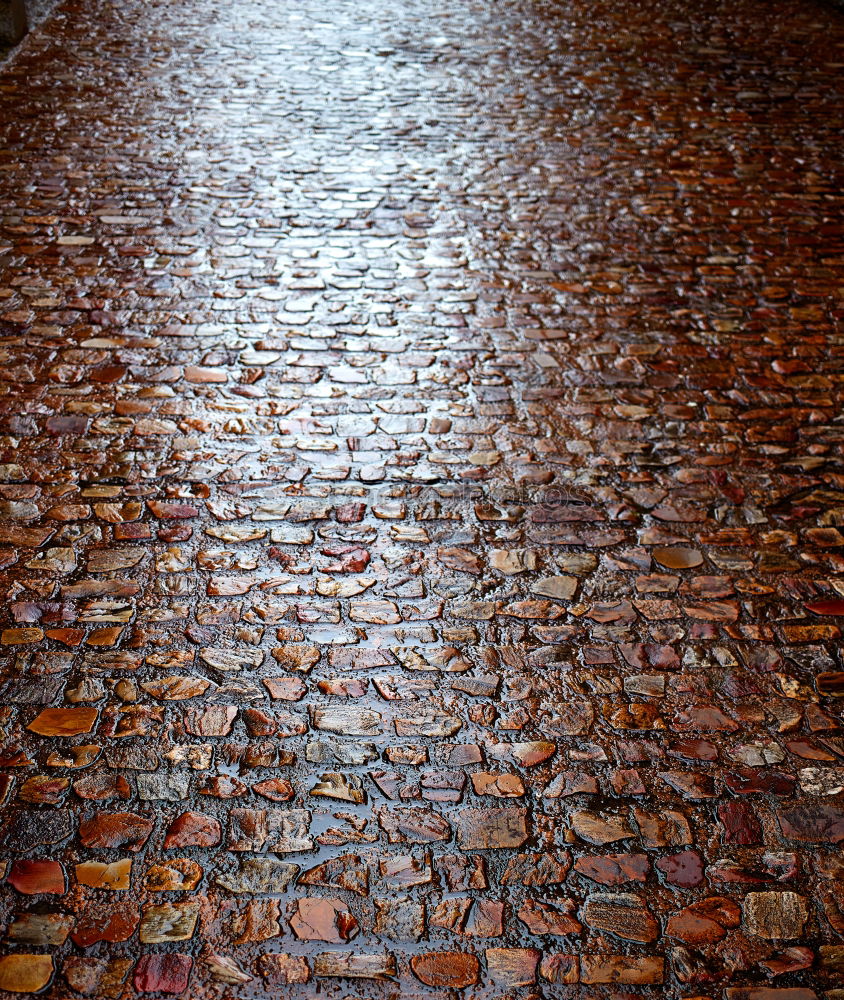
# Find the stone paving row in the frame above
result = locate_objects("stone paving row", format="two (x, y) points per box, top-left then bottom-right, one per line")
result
(0, 0), (843, 996)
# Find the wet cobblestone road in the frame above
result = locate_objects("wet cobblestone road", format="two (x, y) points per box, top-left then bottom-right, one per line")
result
(0, 0), (843, 996)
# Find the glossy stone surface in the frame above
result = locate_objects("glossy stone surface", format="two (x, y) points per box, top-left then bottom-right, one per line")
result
(0, 0), (842, 995)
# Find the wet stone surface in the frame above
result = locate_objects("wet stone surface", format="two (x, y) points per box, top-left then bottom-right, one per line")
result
(0, 0), (842, 996)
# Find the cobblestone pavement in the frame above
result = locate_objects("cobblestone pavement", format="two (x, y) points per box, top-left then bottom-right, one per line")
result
(0, 0), (842, 996)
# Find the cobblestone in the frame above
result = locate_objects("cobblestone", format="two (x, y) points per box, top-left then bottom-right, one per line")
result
(0, 0), (842, 996)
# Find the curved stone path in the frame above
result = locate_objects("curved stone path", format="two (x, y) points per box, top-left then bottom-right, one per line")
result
(0, 0), (842, 996)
